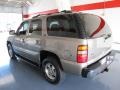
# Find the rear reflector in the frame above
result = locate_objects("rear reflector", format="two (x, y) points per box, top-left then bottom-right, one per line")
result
(77, 45), (88, 63)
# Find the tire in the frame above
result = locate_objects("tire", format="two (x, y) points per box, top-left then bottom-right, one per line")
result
(42, 57), (65, 84)
(7, 43), (16, 59)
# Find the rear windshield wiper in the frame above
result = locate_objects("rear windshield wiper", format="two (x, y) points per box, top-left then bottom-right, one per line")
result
(105, 34), (111, 40)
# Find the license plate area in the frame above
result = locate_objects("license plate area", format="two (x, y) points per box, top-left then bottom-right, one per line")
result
(100, 58), (106, 65)
(100, 55), (113, 65)
(87, 54), (114, 70)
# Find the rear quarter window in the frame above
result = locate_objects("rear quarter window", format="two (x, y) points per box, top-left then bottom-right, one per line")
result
(47, 14), (80, 38)
(80, 14), (111, 38)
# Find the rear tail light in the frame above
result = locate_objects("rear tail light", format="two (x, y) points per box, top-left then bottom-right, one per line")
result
(77, 45), (88, 63)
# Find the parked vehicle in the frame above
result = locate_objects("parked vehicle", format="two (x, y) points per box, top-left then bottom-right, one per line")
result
(7, 11), (114, 84)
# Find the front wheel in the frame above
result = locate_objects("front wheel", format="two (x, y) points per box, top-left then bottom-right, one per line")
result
(7, 43), (16, 59)
(42, 57), (65, 84)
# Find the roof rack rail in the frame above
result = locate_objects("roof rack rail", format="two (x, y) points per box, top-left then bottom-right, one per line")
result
(32, 10), (72, 18)
(61, 10), (72, 13)
(32, 14), (41, 18)
(32, 12), (58, 17)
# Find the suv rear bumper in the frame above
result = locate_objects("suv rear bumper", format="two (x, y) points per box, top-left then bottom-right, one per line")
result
(61, 52), (114, 77)
(81, 52), (114, 78)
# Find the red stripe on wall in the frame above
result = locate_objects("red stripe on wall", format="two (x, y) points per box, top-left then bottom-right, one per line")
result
(23, 0), (120, 18)
(71, 0), (120, 12)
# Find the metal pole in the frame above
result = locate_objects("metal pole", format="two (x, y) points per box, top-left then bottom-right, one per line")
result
(21, 5), (24, 21)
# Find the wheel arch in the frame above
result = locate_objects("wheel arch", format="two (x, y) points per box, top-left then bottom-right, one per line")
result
(40, 50), (63, 70)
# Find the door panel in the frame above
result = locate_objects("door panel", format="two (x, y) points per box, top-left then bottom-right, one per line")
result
(24, 35), (42, 63)
(13, 35), (26, 56)
(23, 19), (42, 63)
(12, 21), (29, 58)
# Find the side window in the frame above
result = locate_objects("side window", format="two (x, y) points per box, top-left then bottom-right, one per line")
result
(29, 19), (42, 35)
(47, 15), (78, 38)
(17, 21), (29, 35)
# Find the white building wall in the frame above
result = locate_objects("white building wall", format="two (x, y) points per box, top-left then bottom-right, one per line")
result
(0, 13), (22, 32)
(0, 6), (24, 32)
(0, 6), (22, 13)
(104, 7), (120, 43)
(55, 0), (71, 11)
(28, 0), (57, 14)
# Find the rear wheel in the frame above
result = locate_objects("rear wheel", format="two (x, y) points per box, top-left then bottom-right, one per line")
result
(42, 57), (64, 84)
(7, 43), (16, 59)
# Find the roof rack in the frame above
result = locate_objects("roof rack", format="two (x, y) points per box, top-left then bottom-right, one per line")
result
(32, 14), (41, 18)
(32, 12), (58, 18)
(32, 10), (72, 18)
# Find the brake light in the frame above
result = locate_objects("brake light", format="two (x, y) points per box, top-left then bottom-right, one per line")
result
(77, 45), (88, 63)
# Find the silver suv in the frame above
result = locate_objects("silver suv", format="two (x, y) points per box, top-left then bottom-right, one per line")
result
(7, 11), (114, 84)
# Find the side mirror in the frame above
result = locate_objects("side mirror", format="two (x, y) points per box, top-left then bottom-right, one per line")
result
(9, 30), (15, 35)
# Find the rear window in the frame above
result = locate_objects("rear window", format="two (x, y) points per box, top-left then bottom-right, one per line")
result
(77, 13), (111, 38)
(47, 14), (86, 38)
